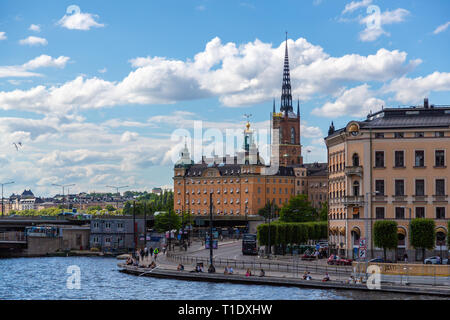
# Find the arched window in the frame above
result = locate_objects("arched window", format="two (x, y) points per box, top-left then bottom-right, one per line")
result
(353, 181), (360, 196)
(290, 127), (296, 144)
(352, 153), (360, 167)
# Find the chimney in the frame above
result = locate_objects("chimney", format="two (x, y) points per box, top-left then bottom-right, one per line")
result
(424, 98), (429, 109)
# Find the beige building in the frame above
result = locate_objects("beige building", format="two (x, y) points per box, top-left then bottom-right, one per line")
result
(325, 99), (449, 260)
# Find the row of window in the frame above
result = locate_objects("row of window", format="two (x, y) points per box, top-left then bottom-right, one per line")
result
(374, 131), (445, 139)
(179, 198), (247, 205)
(375, 150), (446, 168)
(374, 206), (446, 219)
(92, 222), (124, 230)
(374, 178), (447, 197)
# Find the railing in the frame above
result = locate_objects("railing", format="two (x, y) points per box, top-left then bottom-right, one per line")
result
(343, 196), (364, 206)
(345, 166), (363, 176)
(0, 231), (26, 242)
(166, 253), (353, 280)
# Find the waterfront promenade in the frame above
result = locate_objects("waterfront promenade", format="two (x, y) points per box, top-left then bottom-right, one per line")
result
(118, 240), (450, 297)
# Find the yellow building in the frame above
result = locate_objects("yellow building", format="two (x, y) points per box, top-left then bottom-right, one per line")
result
(325, 99), (449, 260)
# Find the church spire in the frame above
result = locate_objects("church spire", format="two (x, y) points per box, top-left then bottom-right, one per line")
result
(273, 98), (276, 113)
(297, 99), (300, 117)
(280, 32), (293, 113)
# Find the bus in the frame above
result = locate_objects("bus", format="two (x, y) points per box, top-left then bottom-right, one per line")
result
(242, 233), (257, 255)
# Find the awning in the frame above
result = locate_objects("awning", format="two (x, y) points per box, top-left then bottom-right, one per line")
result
(397, 228), (406, 236)
(436, 227), (447, 234)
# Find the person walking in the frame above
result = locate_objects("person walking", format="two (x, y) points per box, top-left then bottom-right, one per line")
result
(153, 247), (159, 261)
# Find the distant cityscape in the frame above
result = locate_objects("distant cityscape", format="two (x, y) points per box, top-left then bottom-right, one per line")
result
(0, 187), (172, 214)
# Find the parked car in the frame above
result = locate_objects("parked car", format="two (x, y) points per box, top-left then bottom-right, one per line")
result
(327, 255), (353, 266)
(369, 258), (393, 263)
(424, 256), (449, 264)
(301, 253), (316, 261)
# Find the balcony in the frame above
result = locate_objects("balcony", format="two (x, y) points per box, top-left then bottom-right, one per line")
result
(345, 166), (363, 177)
(433, 195), (448, 203)
(343, 195), (364, 206)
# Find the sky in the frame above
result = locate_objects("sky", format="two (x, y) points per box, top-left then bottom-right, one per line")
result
(0, 0), (449, 197)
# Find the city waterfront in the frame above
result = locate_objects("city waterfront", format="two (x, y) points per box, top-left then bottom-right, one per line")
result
(0, 256), (446, 300)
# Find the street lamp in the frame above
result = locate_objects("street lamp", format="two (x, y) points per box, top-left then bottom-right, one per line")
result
(1, 181), (14, 217)
(52, 183), (75, 211)
(106, 185), (129, 210)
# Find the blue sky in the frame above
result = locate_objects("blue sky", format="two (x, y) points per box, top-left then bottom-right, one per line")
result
(0, 0), (449, 197)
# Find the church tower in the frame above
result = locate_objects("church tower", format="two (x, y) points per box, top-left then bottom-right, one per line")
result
(272, 34), (303, 166)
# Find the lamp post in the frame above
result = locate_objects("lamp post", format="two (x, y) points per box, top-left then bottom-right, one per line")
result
(52, 183), (75, 211)
(209, 192), (215, 272)
(132, 201), (137, 251)
(106, 185), (129, 210)
(1, 181), (14, 217)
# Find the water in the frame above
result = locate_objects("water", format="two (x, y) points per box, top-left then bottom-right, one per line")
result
(0, 257), (444, 300)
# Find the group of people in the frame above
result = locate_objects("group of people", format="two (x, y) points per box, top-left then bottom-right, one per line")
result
(136, 247), (160, 260)
(302, 271), (330, 282)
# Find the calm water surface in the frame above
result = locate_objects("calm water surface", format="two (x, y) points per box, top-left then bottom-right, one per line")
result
(0, 257), (444, 300)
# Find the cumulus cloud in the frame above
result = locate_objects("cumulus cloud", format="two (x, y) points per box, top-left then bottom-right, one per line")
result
(58, 9), (104, 30)
(342, 0), (372, 14)
(0, 32), (6, 40)
(433, 21), (450, 35)
(29, 24), (41, 32)
(0, 37), (420, 114)
(358, 8), (410, 42)
(383, 72), (450, 104)
(312, 84), (385, 118)
(120, 131), (139, 143)
(0, 55), (70, 78)
(19, 36), (48, 46)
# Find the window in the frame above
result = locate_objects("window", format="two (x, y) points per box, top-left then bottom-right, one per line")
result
(353, 181), (360, 196)
(375, 151), (384, 167)
(436, 179), (445, 196)
(352, 153), (360, 166)
(416, 207), (425, 218)
(436, 207), (446, 219)
(376, 207), (385, 219)
(415, 132), (424, 138)
(395, 180), (405, 196)
(415, 179), (425, 196)
(395, 207), (405, 219)
(435, 150), (445, 167)
(394, 151), (404, 167)
(415, 150), (425, 167)
(435, 131), (444, 137)
(290, 127), (296, 144)
(394, 132), (404, 138)
(375, 180), (385, 195)
(375, 133), (384, 138)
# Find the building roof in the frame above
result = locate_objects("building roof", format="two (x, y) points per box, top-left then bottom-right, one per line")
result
(326, 100), (450, 139)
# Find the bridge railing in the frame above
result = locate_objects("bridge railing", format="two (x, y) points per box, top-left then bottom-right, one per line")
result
(0, 231), (26, 242)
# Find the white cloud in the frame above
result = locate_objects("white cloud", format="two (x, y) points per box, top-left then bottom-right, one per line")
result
(19, 36), (48, 46)
(0, 37), (421, 114)
(58, 10), (104, 30)
(433, 21), (450, 35)
(383, 72), (450, 104)
(0, 32), (6, 40)
(0, 55), (70, 78)
(312, 84), (385, 118)
(359, 8), (410, 42)
(120, 131), (139, 143)
(342, 0), (372, 14)
(29, 24), (41, 32)
(98, 67), (107, 74)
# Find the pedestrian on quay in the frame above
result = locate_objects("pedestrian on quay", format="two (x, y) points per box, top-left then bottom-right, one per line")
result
(228, 266), (234, 274)
(259, 269), (265, 277)
(224, 266), (229, 275)
(144, 247), (148, 257)
(153, 247), (159, 261)
(403, 253), (408, 263)
(245, 269), (252, 277)
(322, 273), (330, 282)
(149, 247), (153, 257)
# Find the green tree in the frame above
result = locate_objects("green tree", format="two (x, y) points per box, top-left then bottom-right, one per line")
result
(257, 202), (279, 220)
(410, 218), (436, 260)
(279, 194), (317, 223)
(448, 221), (450, 248)
(373, 221), (398, 261)
(154, 210), (181, 233)
(318, 201), (328, 221)
(105, 205), (116, 212)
